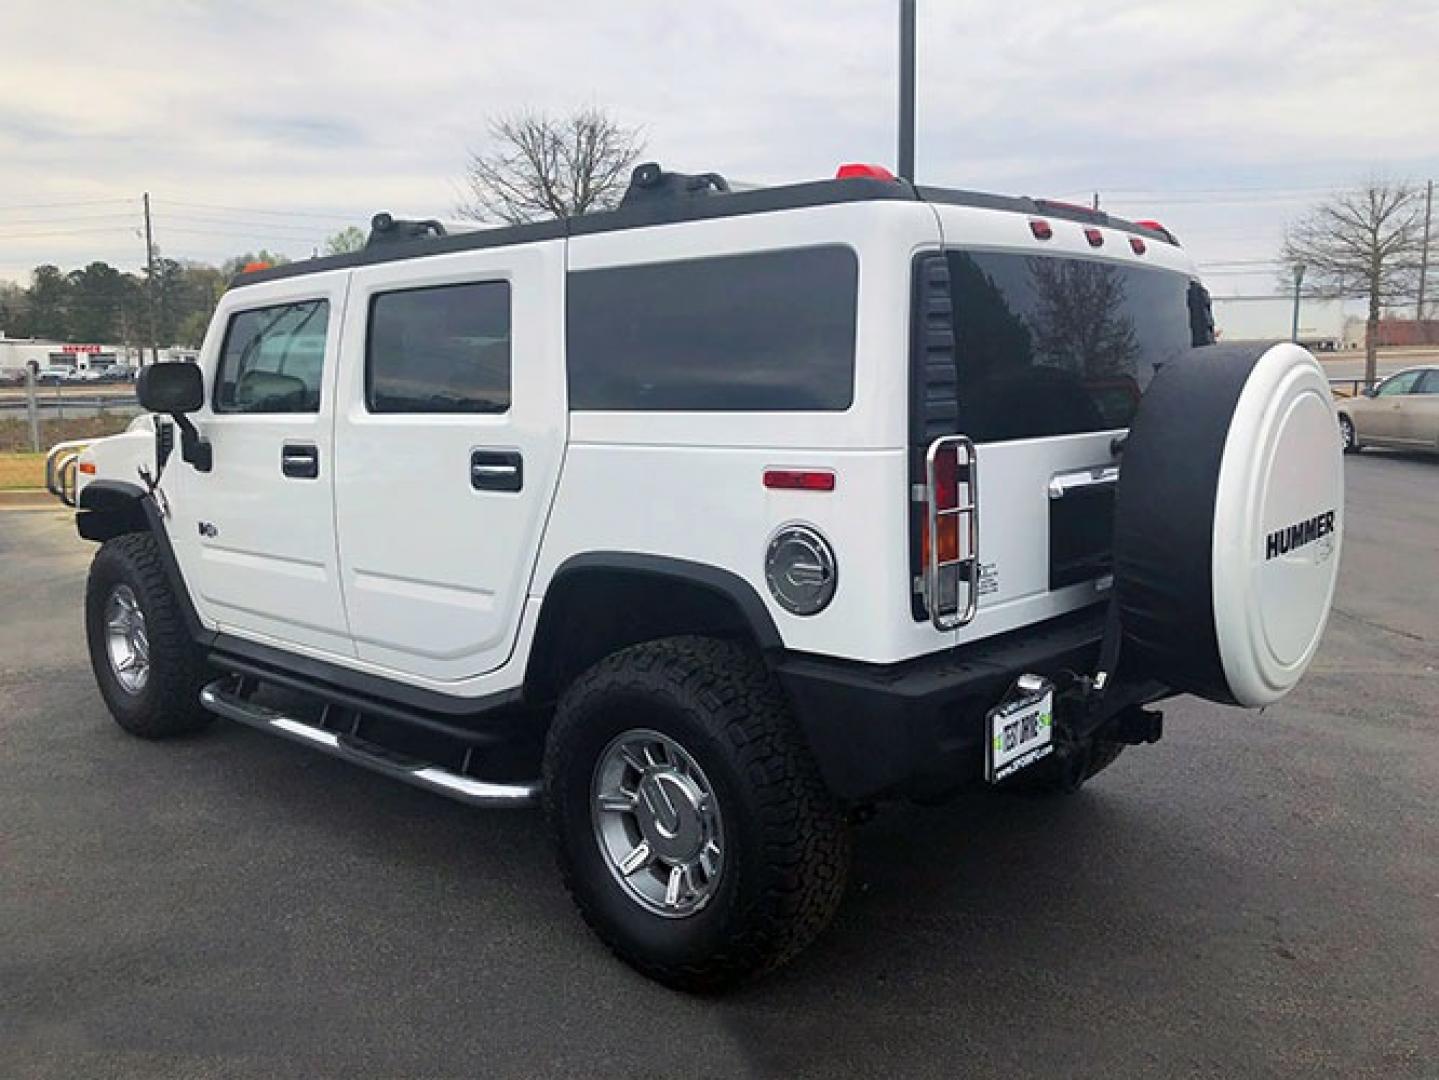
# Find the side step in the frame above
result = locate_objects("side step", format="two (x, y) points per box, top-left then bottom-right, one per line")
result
(199, 679), (540, 809)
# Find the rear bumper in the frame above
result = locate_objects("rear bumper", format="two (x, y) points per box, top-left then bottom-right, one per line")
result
(774, 606), (1114, 800)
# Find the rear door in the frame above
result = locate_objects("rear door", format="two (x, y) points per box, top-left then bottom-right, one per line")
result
(332, 241), (566, 682)
(1401, 369), (1439, 446)
(928, 205), (1207, 642)
(171, 272), (353, 656)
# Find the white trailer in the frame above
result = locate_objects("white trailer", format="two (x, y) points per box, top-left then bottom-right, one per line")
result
(1212, 296), (1351, 352)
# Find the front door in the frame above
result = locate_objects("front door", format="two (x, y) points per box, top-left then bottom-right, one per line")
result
(1362, 368), (1424, 442)
(332, 241), (567, 683)
(167, 271), (353, 657)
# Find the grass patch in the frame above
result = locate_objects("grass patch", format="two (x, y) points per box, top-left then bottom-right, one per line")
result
(0, 453), (44, 491)
(0, 414), (135, 454)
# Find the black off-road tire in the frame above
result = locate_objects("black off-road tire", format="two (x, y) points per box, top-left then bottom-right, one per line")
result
(543, 636), (850, 992)
(85, 531), (213, 739)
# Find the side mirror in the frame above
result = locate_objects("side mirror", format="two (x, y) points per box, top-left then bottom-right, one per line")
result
(136, 362), (204, 414)
(1362, 386), (1379, 398)
(135, 363), (211, 472)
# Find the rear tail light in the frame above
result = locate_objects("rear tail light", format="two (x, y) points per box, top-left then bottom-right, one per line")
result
(918, 443), (961, 569)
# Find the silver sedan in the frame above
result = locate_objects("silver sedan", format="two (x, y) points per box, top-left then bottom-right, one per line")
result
(1336, 365), (1439, 453)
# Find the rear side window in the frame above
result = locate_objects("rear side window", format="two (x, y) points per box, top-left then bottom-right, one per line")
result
(567, 246), (858, 411)
(367, 281), (512, 414)
(215, 300), (329, 413)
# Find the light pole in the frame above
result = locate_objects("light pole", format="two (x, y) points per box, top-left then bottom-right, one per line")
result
(898, 0), (916, 181)
(1291, 263), (1306, 344)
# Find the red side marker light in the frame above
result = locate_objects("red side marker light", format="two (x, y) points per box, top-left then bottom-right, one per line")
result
(78, 461), (96, 475)
(1129, 235), (1146, 254)
(1084, 227), (1104, 248)
(1029, 218), (1053, 240)
(764, 469), (836, 492)
(836, 163), (897, 182)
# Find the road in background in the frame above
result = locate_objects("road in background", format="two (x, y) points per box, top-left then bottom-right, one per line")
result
(1, 451), (1436, 1079)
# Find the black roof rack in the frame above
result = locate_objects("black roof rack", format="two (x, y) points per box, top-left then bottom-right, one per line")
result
(233, 165), (1174, 289)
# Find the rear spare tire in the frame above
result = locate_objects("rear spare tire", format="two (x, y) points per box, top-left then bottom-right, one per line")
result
(1114, 342), (1343, 708)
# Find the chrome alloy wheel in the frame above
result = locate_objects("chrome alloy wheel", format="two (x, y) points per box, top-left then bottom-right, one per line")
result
(1340, 415), (1356, 450)
(591, 729), (725, 918)
(104, 584), (150, 694)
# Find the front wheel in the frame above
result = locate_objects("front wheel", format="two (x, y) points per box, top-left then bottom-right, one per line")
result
(543, 636), (850, 991)
(85, 531), (213, 738)
(1339, 414), (1360, 454)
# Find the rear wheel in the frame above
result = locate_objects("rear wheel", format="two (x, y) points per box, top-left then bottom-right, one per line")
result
(85, 532), (212, 739)
(543, 636), (850, 991)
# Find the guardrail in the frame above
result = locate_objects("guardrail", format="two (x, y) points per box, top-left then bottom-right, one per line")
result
(0, 394), (138, 413)
(1328, 378), (1372, 398)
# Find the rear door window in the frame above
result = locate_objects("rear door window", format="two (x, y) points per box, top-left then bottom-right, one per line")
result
(945, 251), (1201, 441)
(567, 246), (858, 411)
(214, 300), (329, 414)
(367, 281), (512, 413)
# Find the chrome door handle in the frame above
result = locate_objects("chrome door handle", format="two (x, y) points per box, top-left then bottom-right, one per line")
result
(470, 450), (523, 492)
(281, 443), (319, 479)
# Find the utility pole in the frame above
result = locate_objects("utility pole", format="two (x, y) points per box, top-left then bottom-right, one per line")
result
(1417, 178), (1432, 332)
(143, 192), (159, 366)
(1092, 191), (1100, 211)
(897, 0), (916, 182)
(1291, 263), (1306, 344)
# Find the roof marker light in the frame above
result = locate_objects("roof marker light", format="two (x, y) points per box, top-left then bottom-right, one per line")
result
(764, 469), (836, 492)
(1029, 219), (1053, 240)
(241, 261), (272, 273)
(1084, 227), (1104, 248)
(1135, 219), (1179, 245)
(835, 163), (897, 181)
(1129, 235), (1147, 254)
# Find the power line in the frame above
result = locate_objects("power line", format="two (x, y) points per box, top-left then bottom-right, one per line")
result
(0, 197), (136, 211)
(154, 198), (359, 223)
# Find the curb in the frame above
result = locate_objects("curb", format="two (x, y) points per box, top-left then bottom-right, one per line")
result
(0, 490), (56, 510)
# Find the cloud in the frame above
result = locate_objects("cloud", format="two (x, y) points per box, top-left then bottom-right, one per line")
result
(0, 0), (1435, 284)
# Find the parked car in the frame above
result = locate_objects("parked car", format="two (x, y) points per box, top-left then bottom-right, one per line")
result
(50, 162), (1344, 990)
(36, 367), (72, 385)
(1336, 365), (1439, 453)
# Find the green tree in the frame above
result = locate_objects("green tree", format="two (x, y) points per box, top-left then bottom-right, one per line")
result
(324, 226), (366, 255)
(67, 261), (133, 343)
(0, 281), (31, 337)
(28, 265), (71, 340)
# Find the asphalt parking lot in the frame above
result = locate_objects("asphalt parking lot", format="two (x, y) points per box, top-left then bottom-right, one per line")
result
(2, 451), (1436, 1079)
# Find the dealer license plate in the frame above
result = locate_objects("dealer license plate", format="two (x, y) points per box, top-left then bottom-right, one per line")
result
(986, 688), (1055, 783)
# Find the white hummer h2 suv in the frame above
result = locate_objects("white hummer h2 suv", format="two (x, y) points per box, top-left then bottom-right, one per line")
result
(50, 162), (1345, 990)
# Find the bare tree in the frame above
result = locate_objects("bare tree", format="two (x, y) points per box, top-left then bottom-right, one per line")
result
(459, 108), (644, 225)
(1282, 180), (1425, 385)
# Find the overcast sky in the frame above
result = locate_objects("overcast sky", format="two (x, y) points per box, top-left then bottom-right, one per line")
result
(2, 0), (1437, 296)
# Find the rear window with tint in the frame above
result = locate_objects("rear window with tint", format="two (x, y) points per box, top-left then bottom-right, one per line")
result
(946, 251), (1204, 442)
(567, 246), (858, 411)
(367, 281), (511, 414)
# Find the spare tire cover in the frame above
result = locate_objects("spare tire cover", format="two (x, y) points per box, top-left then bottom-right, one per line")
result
(1114, 342), (1343, 707)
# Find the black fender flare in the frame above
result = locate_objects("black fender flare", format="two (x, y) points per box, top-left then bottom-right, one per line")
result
(523, 552), (783, 700)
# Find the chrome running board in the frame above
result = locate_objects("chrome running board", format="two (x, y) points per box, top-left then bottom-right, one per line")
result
(199, 679), (540, 809)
